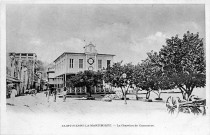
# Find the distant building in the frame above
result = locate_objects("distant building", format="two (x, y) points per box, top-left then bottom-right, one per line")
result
(14, 53), (37, 61)
(53, 42), (115, 92)
(47, 65), (57, 88)
(36, 71), (42, 91)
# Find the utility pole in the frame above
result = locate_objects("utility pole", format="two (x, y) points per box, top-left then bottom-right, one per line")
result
(32, 54), (36, 89)
(32, 60), (34, 89)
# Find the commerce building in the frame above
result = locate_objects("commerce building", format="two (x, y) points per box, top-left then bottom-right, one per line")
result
(53, 42), (115, 93)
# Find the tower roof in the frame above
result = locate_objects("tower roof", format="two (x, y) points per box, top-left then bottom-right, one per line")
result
(84, 42), (97, 54)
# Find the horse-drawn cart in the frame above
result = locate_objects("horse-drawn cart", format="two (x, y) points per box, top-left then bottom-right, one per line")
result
(166, 95), (206, 115)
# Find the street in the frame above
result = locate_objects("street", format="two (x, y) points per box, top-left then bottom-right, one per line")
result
(3, 4), (208, 135)
(5, 90), (208, 135)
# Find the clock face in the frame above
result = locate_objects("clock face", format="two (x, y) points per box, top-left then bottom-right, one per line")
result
(87, 58), (94, 65)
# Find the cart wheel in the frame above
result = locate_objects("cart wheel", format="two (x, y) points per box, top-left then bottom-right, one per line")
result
(202, 99), (206, 115)
(201, 106), (206, 115)
(166, 96), (180, 115)
(189, 95), (198, 101)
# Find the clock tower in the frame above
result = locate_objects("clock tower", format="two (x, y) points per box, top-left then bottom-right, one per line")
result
(84, 42), (97, 71)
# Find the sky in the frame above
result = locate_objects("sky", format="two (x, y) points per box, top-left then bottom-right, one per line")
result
(6, 4), (205, 64)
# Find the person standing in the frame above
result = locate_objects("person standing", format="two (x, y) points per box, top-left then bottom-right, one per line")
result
(50, 87), (53, 96)
(45, 90), (48, 97)
(53, 88), (57, 102)
(46, 87), (51, 102)
(10, 87), (17, 106)
(63, 87), (67, 102)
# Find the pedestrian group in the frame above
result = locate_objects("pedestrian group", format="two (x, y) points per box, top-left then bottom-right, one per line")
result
(46, 86), (68, 102)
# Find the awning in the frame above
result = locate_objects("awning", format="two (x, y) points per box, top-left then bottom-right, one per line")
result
(7, 79), (13, 83)
(8, 84), (14, 86)
(6, 76), (21, 83)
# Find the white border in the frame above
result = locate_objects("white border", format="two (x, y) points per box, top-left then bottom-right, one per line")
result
(205, 2), (210, 128)
(0, 3), (7, 135)
(1, 1), (210, 135)
(1, 0), (209, 4)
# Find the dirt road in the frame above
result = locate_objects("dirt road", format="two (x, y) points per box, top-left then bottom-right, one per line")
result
(4, 91), (209, 135)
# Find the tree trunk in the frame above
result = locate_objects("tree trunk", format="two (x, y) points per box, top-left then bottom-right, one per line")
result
(89, 91), (91, 97)
(136, 90), (139, 100)
(87, 86), (91, 97)
(181, 87), (193, 101)
(186, 89), (193, 101)
(158, 93), (161, 98)
(158, 90), (161, 98)
(179, 87), (188, 100)
(146, 91), (150, 99)
(121, 88), (125, 97)
(121, 87), (127, 104)
(182, 92), (188, 100)
(124, 94), (127, 104)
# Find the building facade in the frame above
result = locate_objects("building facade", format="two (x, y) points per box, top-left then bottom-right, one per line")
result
(47, 65), (57, 88)
(6, 52), (38, 95)
(15, 53), (37, 92)
(6, 53), (21, 97)
(53, 43), (115, 92)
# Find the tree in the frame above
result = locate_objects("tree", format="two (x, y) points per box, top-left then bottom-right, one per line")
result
(133, 58), (159, 100)
(146, 51), (176, 100)
(104, 62), (134, 104)
(156, 31), (205, 100)
(35, 60), (45, 72)
(132, 50), (176, 101)
(67, 70), (103, 98)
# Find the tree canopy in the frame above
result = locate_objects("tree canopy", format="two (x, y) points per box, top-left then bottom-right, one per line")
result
(104, 31), (205, 101)
(103, 62), (135, 104)
(149, 31), (206, 100)
(67, 70), (103, 97)
(66, 31), (205, 103)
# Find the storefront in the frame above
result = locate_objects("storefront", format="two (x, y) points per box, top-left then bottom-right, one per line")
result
(6, 75), (21, 98)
